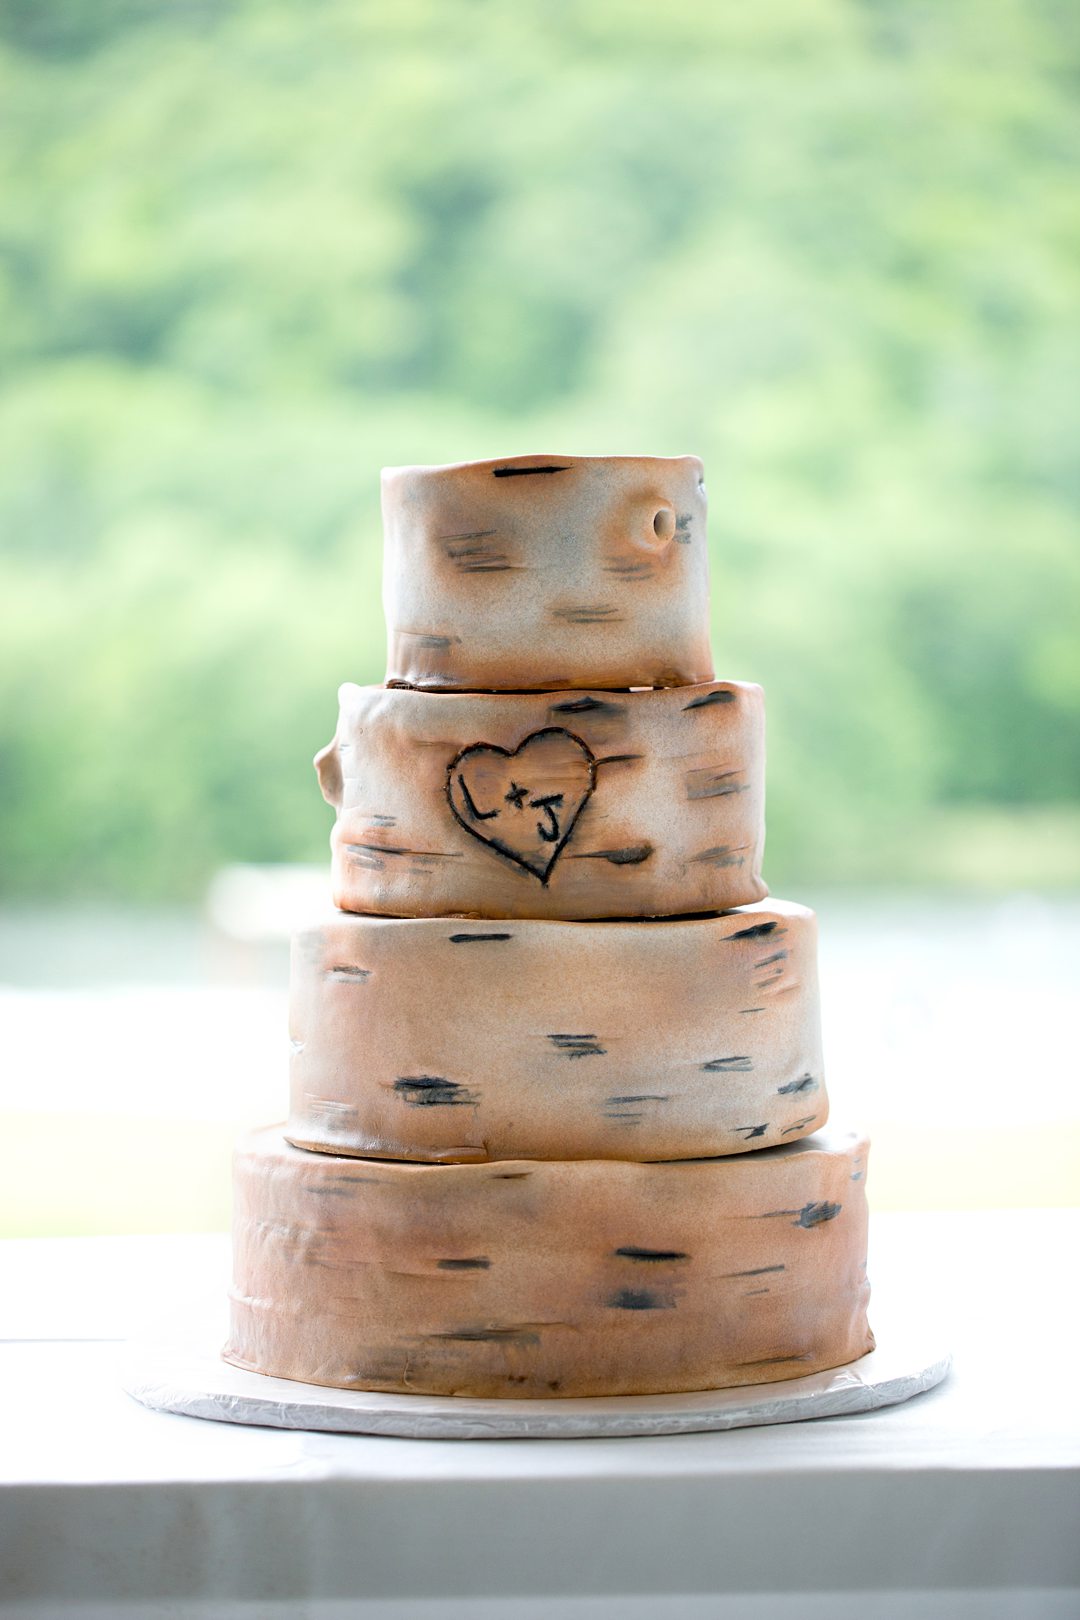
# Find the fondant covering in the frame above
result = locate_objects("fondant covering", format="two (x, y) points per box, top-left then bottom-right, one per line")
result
(316, 680), (766, 919)
(287, 900), (826, 1163)
(381, 454), (713, 691)
(226, 1126), (872, 1398)
(224, 446), (874, 1407)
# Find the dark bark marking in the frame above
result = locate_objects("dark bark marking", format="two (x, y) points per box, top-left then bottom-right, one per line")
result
(759, 1201), (843, 1227)
(393, 1075), (478, 1108)
(454, 561), (520, 574)
(691, 845), (745, 868)
(683, 688), (736, 710)
(735, 1353), (813, 1368)
(308, 1173), (381, 1195)
(604, 557), (655, 577)
(796, 1201), (841, 1226)
(548, 1033), (607, 1058)
(723, 1264), (786, 1278)
(448, 931), (513, 944)
(412, 633), (462, 651)
(606, 1289), (674, 1311)
(614, 1246), (688, 1263)
(686, 767), (745, 801)
(309, 1099), (358, 1128)
(571, 842), (654, 866)
(344, 842), (461, 861)
(432, 1325), (541, 1344)
(443, 532), (521, 573)
(549, 695), (626, 717)
(551, 604), (623, 625)
(782, 1114), (818, 1134)
(603, 1093), (667, 1122)
(728, 921), (778, 942)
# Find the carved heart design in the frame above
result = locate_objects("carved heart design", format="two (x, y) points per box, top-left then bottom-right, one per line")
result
(447, 727), (597, 883)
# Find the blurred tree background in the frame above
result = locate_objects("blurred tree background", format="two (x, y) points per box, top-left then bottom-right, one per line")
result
(1, 0), (1078, 900)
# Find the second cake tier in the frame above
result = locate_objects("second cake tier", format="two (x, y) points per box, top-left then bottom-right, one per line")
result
(287, 900), (826, 1163)
(317, 680), (766, 919)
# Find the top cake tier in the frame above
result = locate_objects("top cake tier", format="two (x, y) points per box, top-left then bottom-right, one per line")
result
(382, 454), (714, 691)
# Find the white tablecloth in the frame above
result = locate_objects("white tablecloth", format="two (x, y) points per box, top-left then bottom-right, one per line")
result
(1, 1211), (1078, 1619)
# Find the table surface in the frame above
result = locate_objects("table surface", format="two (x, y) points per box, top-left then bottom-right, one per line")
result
(2, 1211), (1079, 1620)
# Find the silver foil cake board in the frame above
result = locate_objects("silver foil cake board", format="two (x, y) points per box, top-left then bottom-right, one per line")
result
(121, 1267), (951, 1440)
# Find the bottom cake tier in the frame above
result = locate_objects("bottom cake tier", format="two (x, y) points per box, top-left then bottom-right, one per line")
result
(224, 1126), (873, 1398)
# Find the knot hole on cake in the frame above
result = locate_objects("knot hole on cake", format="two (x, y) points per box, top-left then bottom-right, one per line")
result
(651, 505), (677, 544)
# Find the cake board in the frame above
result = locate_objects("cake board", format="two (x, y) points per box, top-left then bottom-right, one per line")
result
(122, 1253), (950, 1440)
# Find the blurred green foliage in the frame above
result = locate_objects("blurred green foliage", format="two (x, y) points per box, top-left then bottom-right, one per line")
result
(1, 0), (1078, 898)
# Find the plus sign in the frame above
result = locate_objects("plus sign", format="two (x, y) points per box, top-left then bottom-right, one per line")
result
(504, 781), (530, 809)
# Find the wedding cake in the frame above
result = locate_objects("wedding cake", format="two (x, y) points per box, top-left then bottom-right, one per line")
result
(224, 454), (873, 1399)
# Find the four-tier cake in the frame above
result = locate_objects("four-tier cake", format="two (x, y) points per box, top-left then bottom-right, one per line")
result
(224, 454), (874, 1399)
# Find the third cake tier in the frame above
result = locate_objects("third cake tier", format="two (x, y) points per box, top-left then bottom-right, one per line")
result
(287, 900), (825, 1163)
(317, 680), (766, 919)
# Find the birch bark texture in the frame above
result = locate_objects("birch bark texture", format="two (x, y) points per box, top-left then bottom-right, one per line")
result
(382, 454), (714, 691)
(317, 680), (766, 919)
(226, 1127), (872, 1399)
(286, 901), (826, 1163)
